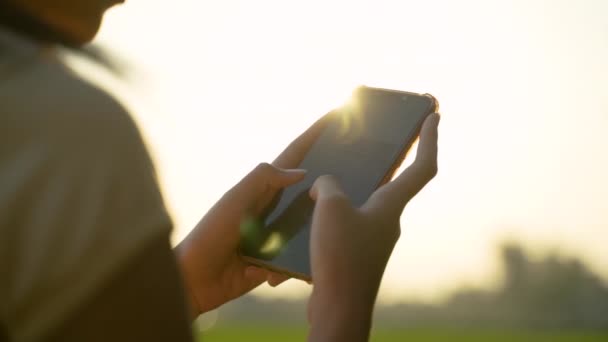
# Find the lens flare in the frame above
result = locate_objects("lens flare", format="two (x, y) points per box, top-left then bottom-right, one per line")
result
(240, 216), (264, 250)
(336, 94), (365, 143)
(259, 232), (284, 256)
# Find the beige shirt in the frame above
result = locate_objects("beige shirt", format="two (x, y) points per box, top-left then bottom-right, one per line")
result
(0, 28), (172, 341)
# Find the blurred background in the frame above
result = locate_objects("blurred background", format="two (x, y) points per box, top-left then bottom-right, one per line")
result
(72, 0), (607, 340)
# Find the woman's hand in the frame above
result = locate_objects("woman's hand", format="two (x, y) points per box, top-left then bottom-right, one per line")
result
(176, 113), (332, 317)
(308, 113), (440, 342)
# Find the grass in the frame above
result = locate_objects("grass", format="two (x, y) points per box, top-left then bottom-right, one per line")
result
(198, 325), (608, 342)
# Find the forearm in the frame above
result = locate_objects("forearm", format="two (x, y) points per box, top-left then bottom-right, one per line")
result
(308, 288), (376, 342)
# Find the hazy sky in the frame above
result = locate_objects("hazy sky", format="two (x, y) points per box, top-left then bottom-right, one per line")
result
(86, 0), (608, 302)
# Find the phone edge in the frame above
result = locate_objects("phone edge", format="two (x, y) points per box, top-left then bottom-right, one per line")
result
(240, 89), (439, 282)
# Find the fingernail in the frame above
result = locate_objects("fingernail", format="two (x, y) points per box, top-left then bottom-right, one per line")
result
(284, 169), (307, 175)
(433, 113), (441, 123)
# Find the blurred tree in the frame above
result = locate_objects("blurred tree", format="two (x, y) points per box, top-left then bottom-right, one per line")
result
(215, 241), (608, 330)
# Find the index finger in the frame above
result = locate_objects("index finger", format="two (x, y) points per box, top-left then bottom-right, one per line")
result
(366, 113), (440, 214)
(272, 110), (336, 169)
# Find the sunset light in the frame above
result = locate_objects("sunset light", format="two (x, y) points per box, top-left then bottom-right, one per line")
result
(82, 0), (608, 304)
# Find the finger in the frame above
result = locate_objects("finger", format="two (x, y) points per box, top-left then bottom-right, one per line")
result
(367, 113), (440, 213)
(267, 273), (290, 287)
(257, 163), (307, 189)
(234, 163), (307, 201)
(244, 266), (267, 285)
(411, 112), (440, 174)
(257, 163), (308, 189)
(389, 112), (440, 200)
(309, 175), (348, 202)
(272, 110), (336, 169)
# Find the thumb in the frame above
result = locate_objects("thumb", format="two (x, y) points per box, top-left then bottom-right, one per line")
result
(240, 163), (307, 193)
(269, 167), (309, 189)
(309, 175), (347, 202)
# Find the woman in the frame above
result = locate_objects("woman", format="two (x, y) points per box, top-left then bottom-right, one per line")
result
(0, 0), (440, 341)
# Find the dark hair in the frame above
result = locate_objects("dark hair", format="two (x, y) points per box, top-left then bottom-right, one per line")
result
(0, 1), (122, 73)
(0, 1), (78, 46)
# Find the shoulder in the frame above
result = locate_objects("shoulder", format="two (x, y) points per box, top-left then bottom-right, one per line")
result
(0, 50), (152, 176)
(0, 48), (165, 228)
(1, 52), (138, 143)
(0, 48), (172, 342)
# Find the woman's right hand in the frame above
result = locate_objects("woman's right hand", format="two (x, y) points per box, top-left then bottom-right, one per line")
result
(307, 113), (440, 342)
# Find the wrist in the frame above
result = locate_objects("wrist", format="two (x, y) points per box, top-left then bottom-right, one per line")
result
(313, 270), (382, 310)
(174, 243), (202, 320)
(308, 285), (375, 342)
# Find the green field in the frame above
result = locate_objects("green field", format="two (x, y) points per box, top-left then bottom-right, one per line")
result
(198, 326), (608, 342)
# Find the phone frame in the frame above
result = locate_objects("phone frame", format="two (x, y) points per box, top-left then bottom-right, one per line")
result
(241, 86), (439, 281)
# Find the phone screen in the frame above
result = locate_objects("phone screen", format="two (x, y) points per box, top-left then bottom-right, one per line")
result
(241, 87), (435, 278)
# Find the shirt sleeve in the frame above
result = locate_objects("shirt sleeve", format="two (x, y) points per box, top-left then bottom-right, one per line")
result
(0, 66), (173, 341)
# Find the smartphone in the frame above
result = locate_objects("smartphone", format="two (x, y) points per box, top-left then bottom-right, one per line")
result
(240, 86), (438, 280)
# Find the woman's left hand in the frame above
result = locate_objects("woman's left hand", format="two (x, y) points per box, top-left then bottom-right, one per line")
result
(176, 113), (332, 317)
